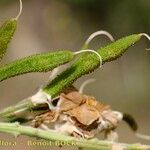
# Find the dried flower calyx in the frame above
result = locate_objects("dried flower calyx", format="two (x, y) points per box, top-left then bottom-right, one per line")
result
(33, 87), (123, 140)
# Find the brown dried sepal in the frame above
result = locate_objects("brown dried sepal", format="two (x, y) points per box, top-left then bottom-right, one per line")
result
(64, 96), (110, 126)
(33, 87), (122, 140)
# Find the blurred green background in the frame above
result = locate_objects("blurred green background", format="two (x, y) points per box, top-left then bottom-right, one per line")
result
(0, 0), (149, 149)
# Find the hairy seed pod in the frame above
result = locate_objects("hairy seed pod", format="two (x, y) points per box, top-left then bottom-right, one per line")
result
(44, 34), (142, 97)
(0, 49), (101, 82)
(0, 51), (74, 82)
(0, 0), (22, 61)
(0, 19), (17, 61)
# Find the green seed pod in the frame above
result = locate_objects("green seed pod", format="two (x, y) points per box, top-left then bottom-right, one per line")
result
(44, 34), (143, 97)
(0, 49), (99, 82)
(0, 0), (22, 61)
(0, 19), (17, 61)
(0, 51), (74, 82)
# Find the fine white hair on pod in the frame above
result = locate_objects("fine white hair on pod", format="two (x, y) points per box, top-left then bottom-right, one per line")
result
(15, 0), (23, 20)
(74, 49), (103, 68)
(79, 78), (96, 94)
(139, 33), (150, 51)
(84, 30), (114, 47)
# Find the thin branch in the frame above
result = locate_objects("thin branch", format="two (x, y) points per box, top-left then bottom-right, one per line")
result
(0, 122), (149, 150)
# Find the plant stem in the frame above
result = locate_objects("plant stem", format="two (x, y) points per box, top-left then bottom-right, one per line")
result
(0, 122), (149, 150)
